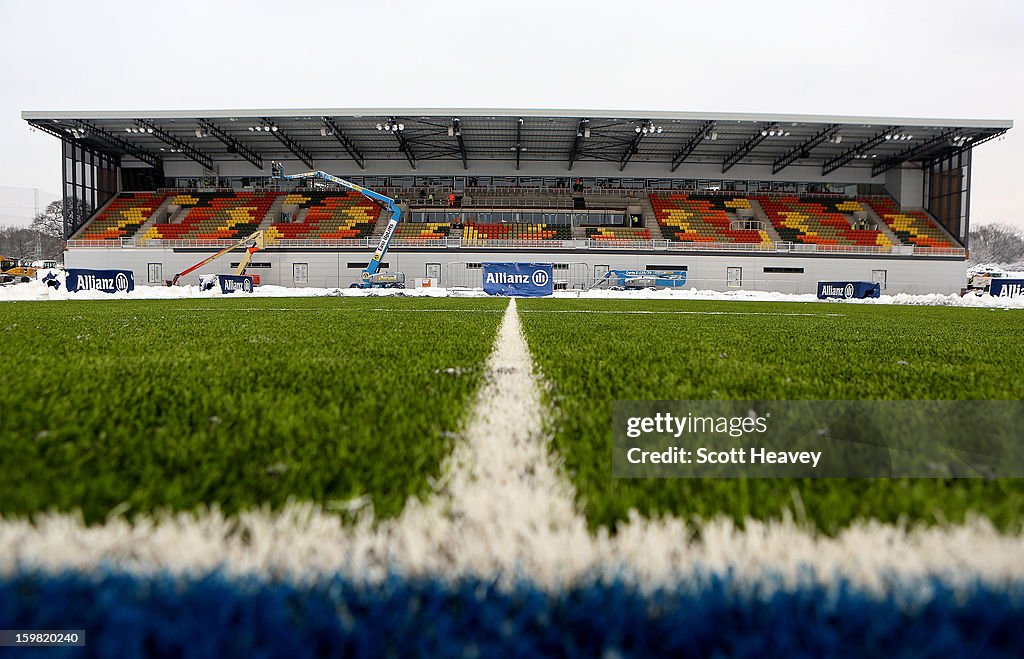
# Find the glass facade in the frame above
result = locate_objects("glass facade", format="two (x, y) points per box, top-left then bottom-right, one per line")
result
(62, 141), (118, 238)
(924, 149), (971, 247)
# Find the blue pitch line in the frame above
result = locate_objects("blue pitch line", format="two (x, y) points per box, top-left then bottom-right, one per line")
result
(1, 571), (1022, 658)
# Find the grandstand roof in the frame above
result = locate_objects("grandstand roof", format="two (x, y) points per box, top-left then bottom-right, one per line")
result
(22, 108), (1012, 176)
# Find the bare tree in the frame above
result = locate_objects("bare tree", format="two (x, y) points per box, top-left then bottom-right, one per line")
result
(969, 223), (1024, 267)
(31, 200), (65, 238)
(0, 226), (42, 261)
(29, 200), (67, 261)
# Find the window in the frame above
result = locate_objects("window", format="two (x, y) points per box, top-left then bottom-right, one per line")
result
(230, 262), (271, 268)
(147, 263), (162, 284)
(872, 270), (887, 290)
(347, 262), (389, 269)
(293, 263), (308, 284)
(645, 265), (688, 271)
(763, 266), (804, 274)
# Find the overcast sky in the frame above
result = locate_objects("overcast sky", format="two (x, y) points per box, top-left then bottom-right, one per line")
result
(0, 0), (1020, 226)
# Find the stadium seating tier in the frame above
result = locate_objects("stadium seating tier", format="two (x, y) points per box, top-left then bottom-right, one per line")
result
(79, 192), (168, 241)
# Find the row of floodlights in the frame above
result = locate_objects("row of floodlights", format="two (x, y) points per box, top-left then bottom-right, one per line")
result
(248, 125), (279, 132)
(885, 133), (913, 141)
(377, 122), (404, 131)
(635, 122), (663, 134)
(125, 127), (154, 134)
(761, 126), (790, 137)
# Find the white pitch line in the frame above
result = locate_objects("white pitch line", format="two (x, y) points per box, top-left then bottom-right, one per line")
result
(1, 298), (1023, 595)
(518, 309), (845, 317)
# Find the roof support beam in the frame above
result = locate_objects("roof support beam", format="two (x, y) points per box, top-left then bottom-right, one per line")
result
(871, 129), (959, 177)
(619, 127), (645, 172)
(383, 117), (416, 170)
(136, 119), (215, 171)
(70, 120), (162, 168)
(263, 118), (315, 169)
(452, 118), (468, 170)
(321, 117), (364, 169)
(722, 124), (772, 174)
(515, 117), (523, 170)
(822, 126), (901, 175)
(926, 130), (1007, 167)
(198, 119), (263, 169)
(772, 124), (839, 174)
(568, 118), (588, 171)
(670, 120), (715, 172)
(27, 120), (73, 143)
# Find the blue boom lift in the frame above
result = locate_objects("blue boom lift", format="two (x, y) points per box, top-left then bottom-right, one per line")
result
(272, 163), (406, 288)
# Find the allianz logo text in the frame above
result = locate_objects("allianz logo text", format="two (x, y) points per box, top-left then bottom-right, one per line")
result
(998, 283), (1023, 297)
(821, 284), (855, 298)
(485, 272), (537, 284)
(75, 273), (130, 292)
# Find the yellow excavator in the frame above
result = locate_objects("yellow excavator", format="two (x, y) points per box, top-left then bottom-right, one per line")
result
(166, 230), (266, 287)
(1, 255), (38, 284)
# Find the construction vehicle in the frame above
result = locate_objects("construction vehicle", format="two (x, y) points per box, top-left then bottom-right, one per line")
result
(590, 269), (687, 291)
(271, 165), (406, 288)
(166, 229), (265, 289)
(1, 255), (38, 284)
(965, 268), (1003, 295)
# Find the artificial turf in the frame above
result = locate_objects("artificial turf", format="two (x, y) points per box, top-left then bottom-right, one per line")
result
(0, 297), (505, 523)
(517, 298), (1024, 534)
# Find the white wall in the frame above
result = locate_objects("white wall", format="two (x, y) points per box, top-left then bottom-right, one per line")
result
(66, 247), (966, 295)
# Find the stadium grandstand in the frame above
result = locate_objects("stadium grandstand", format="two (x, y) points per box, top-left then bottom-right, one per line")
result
(22, 108), (1011, 293)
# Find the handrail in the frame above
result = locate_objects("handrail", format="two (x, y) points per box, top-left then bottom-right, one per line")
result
(65, 237), (966, 257)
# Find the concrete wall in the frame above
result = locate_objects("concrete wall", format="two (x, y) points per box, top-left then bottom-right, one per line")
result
(884, 165), (924, 207)
(66, 247), (966, 295)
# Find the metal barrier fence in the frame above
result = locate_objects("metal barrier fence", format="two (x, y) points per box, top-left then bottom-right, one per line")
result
(64, 237), (966, 258)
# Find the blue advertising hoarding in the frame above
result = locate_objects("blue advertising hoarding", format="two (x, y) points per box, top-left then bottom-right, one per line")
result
(482, 263), (553, 297)
(603, 269), (687, 288)
(217, 275), (254, 294)
(65, 269), (135, 293)
(990, 279), (1024, 298)
(816, 281), (881, 299)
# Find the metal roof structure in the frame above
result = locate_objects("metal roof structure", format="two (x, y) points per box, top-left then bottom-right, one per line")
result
(23, 108), (1011, 177)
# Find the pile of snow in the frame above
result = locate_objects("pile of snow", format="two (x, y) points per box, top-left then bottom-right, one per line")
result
(2, 279), (1024, 308)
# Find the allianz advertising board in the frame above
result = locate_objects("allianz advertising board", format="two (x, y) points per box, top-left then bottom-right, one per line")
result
(217, 275), (254, 294)
(65, 269), (134, 294)
(482, 263), (553, 297)
(990, 279), (1024, 298)
(816, 281), (881, 300)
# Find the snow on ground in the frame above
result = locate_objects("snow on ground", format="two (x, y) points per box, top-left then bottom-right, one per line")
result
(3, 278), (1024, 308)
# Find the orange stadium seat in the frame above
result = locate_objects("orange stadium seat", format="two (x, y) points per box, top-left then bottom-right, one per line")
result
(650, 194), (771, 245)
(79, 192), (169, 241)
(858, 197), (953, 248)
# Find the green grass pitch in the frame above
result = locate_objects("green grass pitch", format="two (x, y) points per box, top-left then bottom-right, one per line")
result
(0, 297), (505, 523)
(3, 295), (1022, 535)
(518, 298), (1024, 534)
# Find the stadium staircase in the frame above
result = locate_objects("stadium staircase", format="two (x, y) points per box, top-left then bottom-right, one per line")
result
(858, 196), (958, 248)
(258, 194), (286, 233)
(745, 199), (784, 243)
(858, 204), (903, 246)
(133, 195), (176, 242)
